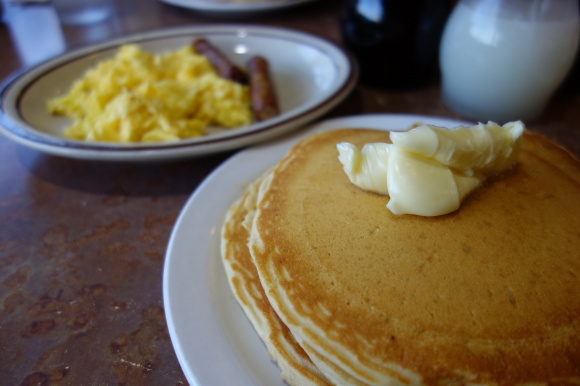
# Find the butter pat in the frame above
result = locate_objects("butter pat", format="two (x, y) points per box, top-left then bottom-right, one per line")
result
(337, 142), (391, 193)
(336, 121), (524, 216)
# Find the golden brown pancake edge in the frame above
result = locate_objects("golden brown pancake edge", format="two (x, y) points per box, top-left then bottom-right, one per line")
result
(248, 128), (580, 385)
(220, 174), (332, 386)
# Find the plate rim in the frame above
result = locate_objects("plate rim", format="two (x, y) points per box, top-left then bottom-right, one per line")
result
(162, 113), (473, 386)
(0, 24), (357, 161)
(159, 0), (319, 13)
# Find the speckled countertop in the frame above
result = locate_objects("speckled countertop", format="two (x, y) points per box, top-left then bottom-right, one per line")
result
(1, 0), (578, 384)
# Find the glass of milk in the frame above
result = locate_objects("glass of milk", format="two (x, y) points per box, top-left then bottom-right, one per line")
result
(439, 0), (579, 123)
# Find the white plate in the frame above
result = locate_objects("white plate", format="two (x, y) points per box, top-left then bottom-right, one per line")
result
(0, 25), (356, 161)
(163, 114), (472, 386)
(160, 0), (319, 15)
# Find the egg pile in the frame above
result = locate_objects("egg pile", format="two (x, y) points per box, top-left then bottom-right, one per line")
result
(47, 44), (252, 143)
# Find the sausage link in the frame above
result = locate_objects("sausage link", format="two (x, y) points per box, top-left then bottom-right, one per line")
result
(247, 56), (280, 121)
(192, 38), (248, 84)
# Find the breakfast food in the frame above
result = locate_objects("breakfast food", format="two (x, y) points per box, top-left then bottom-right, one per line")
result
(337, 121), (524, 216)
(47, 39), (280, 143)
(247, 56), (280, 121)
(222, 174), (331, 385)
(192, 39), (280, 122)
(192, 38), (249, 84)
(48, 44), (251, 143)
(220, 123), (580, 384)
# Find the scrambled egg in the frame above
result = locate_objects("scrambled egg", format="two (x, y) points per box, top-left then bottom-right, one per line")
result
(47, 44), (252, 143)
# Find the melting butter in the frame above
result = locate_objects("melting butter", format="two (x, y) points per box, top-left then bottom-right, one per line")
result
(336, 121), (524, 216)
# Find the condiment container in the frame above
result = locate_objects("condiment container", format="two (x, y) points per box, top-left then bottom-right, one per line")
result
(341, 0), (452, 89)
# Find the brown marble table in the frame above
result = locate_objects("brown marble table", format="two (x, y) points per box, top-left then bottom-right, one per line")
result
(0, 0), (578, 384)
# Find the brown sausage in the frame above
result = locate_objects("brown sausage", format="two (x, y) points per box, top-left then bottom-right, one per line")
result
(247, 56), (280, 121)
(192, 38), (248, 84)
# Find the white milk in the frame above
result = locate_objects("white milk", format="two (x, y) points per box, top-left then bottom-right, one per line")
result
(440, 1), (579, 123)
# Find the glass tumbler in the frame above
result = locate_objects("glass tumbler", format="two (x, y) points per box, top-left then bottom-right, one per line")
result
(439, 0), (580, 123)
(52, 0), (113, 25)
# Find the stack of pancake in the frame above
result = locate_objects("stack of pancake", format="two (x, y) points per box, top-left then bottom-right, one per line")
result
(220, 127), (580, 385)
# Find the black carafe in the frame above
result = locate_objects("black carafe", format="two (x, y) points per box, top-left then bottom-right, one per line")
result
(341, 0), (452, 89)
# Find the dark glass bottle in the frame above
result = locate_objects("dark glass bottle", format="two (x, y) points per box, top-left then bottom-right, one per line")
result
(341, 0), (452, 89)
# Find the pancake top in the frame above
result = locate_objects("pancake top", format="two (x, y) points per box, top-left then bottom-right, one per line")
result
(249, 128), (580, 384)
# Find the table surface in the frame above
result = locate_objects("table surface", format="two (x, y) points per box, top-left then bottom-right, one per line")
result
(1, 0), (578, 384)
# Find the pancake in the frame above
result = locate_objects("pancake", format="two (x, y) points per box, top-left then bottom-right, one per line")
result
(221, 173), (331, 385)
(246, 128), (580, 384)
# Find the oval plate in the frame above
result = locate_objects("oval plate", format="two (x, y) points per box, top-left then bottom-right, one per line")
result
(0, 25), (357, 161)
(160, 0), (320, 15)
